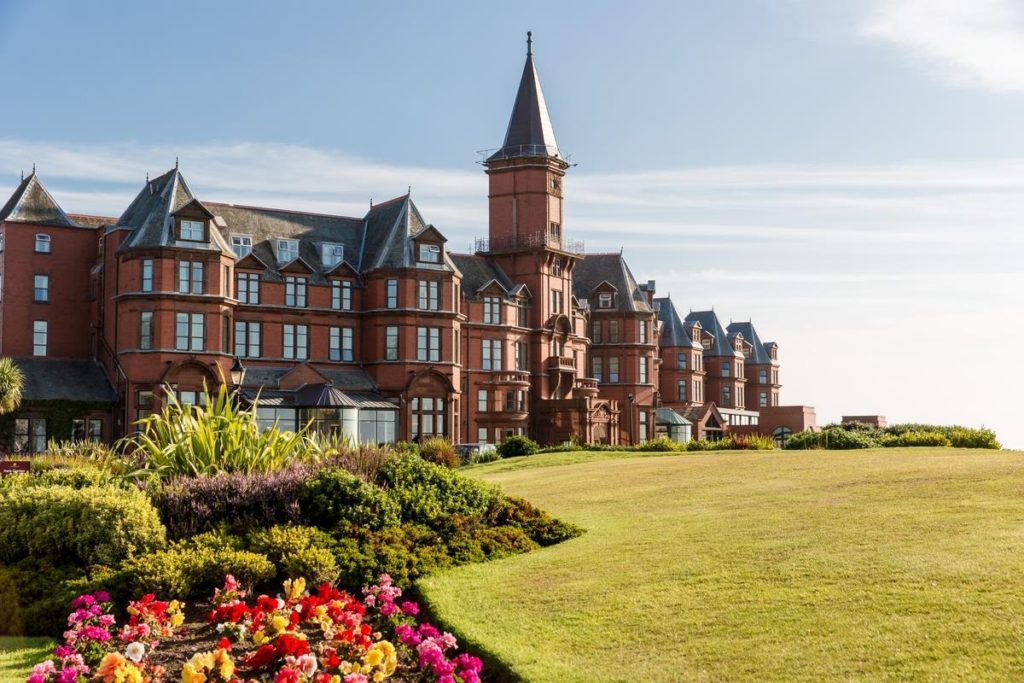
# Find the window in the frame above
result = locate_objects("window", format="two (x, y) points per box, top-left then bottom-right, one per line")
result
(321, 243), (344, 268)
(639, 321), (648, 344)
(141, 259), (153, 292)
(517, 301), (529, 327)
(179, 220), (205, 241)
(597, 292), (613, 309)
(678, 380), (688, 401)
(330, 327), (354, 362)
(139, 311), (153, 350)
(695, 354), (702, 371)
(608, 357), (620, 383)
(386, 279), (398, 309)
(515, 341), (528, 371)
(232, 272), (258, 304)
(411, 397), (446, 438)
(550, 290), (562, 315)
(88, 419), (103, 443)
(385, 326), (399, 360)
(722, 386), (732, 407)
(135, 390), (155, 423)
(230, 235), (252, 258)
(722, 362), (731, 378)
(639, 411), (649, 442)
(550, 336), (564, 358)
(33, 274), (48, 302)
(178, 261), (204, 294)
(417, 327), (440, 362)
(483, 296), (500, 323)
(332, 280), (352, 310)
(357, 408), (398, 444)
(592, 356), (603, 382)
(71, 419), (103, 443)
(677, 353), (687, 370)
(760, 391), (769, 408)
(175, 313), (204, 351)
(477, 389), (488, 413)
(285, 276), (307, 307)
(609, 320), (620, 343)
(737, 362), (743, 377)
(550, 222), (561, 240)
(418, 243), (441, 263)
(34, 234), (51, 253)
(276, 239), (298, 263)
(759, 368), (768, 384)
(32, 320), (47, 356)
(418, 281), (440, 310)
(14, 418), (47, 453)
(482, 339), (503, 371)
(639, 356), (648, 383)
(592, 320), (603, 343)
(234, 321), (261, 358)
(477, 427), (488, 443)
(551, 259), (562, 277)
(282, 324), (308, 360)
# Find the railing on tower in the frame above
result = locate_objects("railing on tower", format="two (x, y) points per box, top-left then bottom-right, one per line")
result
(474, 230), (584, 255)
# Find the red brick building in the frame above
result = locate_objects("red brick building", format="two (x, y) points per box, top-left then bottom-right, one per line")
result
(0, 37), (812, 451)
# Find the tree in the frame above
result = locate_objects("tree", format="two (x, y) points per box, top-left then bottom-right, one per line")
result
(0, 357), (24, 416)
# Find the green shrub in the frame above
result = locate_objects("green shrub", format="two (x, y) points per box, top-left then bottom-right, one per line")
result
(116, 545), (275, 599)
(485, 496), (583, 546)
(0, 483), (165, 567)
(731, 434), (776, 451)
(473, 447), (501, 464)
(391, 441), (420, 457)
(949, 427), (1000, 449)
(299, 467), (400, 531)
(782, 431), (822, 450)
(419, 437), (459, 468)
(247, 525), (339, 584)
(880, 431), (951, 448)
(636, 436), (680, 452)
(497, 435), (540, 457)
(380, 455), (501, 528)
(331, 524), (451, 591)
(120, 382), (315, 480)
(821, 428), (878, 449)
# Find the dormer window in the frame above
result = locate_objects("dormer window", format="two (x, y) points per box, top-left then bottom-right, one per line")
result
(277, 239), (298, 263)
(179, 219), (206, 241)
(418, 243), (441, 263)
(231, 235), (252, 258)
(597, 292), (613, 309)
(322, 243), (344, 268)
(35, 234), (51, 253)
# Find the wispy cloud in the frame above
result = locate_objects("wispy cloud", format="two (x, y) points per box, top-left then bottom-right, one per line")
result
(859, 0), (1024, 92)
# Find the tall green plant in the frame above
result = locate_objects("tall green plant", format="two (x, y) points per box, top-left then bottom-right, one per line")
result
(0, 357), (24, 416)
(119, 383), (313, 479)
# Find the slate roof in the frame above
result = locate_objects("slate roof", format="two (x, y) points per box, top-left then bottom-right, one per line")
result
(240, 366), (377, 392)
(0, 174), (79, 228)
(726, 321), (776, 365)
(449, 253), (515, 297)
(572, 253), (652, 313)
(654, 297), (701, 349)
(488, 38), (561, 161)
(656, 407), (692, 426)
(684, 310), (743, 358)
(11, 358), (117, 403)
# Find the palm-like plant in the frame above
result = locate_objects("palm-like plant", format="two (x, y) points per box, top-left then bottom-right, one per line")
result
(0, 357), (24, 416)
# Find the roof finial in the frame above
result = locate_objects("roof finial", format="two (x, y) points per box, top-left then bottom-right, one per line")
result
(32, 163), (36, 175)
(175, 156), (179, 170)
(527, 31), (533, 56)
(20, 170), (24, 181)
(370, 197), (373, 208)
(146, 171), (149, 183)
(407, 185), (411, 195)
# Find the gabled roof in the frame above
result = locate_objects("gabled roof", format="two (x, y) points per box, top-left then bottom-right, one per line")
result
(449, 253), (514, 298)
(684, 310), (743, 358)
(654, 297), (701, 349)
(488, 35), (561, 161)
(726, 321), (775, 365)
(572, 253), (652, 313)
(11, 358), (117, 403)
(0, 173), (78, 228)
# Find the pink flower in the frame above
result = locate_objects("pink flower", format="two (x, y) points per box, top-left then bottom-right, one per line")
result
(379, 601), (397, 617)
(399, 601), (420, 616)
(53, 646), (74, 658)
(395, 624), (420, 646)
(275, 667), (300, 683)
(342, 674), (368, 683)
(94, 591), (111, 603)
(417, 623), (440, 640)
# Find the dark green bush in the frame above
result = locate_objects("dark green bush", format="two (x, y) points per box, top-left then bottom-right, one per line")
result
(299, 467), (400, 531)
(949, 428), (1000, 449)
(782, 431), (823, 450)
(116, 545), (275, 599)
(0, 484), (165, 567)
(636, 436), (680, 452)
(880, 431), (951, 448)
(497, 435), (540, 457)
(485, 496), (583, 546)
(381, 455), (501, 528)
(331, 524), (451, 591)
(247, 525), (339, 584)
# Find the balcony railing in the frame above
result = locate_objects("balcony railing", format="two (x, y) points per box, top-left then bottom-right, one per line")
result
(546, 355), (577, 372)
(474, 231), (584, 255)
(482, 370), (531, 385)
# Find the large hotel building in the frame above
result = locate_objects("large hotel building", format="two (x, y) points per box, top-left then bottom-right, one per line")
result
(0, 39), (814, 452)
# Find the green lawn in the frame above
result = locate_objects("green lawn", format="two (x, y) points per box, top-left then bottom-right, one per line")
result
(0, 638), (52, 683)
(420, 448), (1024, 682)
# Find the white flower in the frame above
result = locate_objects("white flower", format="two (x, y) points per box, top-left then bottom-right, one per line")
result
(216, 623), (225, 633)
(125, 642), (145, 663)
(298, 654), (318, 677)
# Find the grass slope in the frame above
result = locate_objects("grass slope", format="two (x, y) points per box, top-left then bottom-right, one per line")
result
(0, 638), (53, 683)
(420, 448), (1024, 682)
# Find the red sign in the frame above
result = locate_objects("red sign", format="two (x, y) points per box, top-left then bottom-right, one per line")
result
(0, 460), (30, 475)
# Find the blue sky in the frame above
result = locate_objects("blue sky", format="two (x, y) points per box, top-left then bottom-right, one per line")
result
(2, 0), (1023, 447)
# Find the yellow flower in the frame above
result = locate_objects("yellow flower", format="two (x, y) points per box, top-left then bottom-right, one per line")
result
(253, 630), (266, 645)
(170, 612), (185, 628)
(283, 577), (306, 600)
(364, 649), (383, 667)
(270, 615), (288, 633)
(215, 650), (235, 680)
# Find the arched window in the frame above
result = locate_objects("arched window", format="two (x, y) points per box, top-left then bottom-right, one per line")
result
(772, 426), (793, 448)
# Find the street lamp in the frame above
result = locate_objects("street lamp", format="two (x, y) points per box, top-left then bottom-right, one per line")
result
(627, 393), (635, 446)
(229, 356), (247, 387)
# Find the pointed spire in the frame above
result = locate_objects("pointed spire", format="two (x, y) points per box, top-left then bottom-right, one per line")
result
(488, 32), (561, 161)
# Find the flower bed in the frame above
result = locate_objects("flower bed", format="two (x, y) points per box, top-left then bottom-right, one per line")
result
(27, 575), (482, 683)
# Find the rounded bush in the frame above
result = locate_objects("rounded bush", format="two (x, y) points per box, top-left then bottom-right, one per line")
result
(247, 525), (340, 584)
(950, 428), (1000, 449)
(497, 435), (540, 457)
(117, 546), (275, 599)
(299, 468), (400, 531)
(635, 436), (679, 452)
(419, 437), (459, 468)
(0, 484), (166, 567)
(380, 455), (501, 528)
(783, 431), (822, 450)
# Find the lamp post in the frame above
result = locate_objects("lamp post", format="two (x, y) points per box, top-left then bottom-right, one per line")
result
(627, 393), (635, 445)
(229, 356), (247, 387)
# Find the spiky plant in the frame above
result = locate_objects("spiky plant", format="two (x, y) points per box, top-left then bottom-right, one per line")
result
(0, 357), (24, 416)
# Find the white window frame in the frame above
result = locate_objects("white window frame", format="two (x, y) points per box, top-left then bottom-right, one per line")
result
(33, 274), (48, 302)
(276, 239), (299, 263)
(230, 235), (253, 258)
(34, 234), (51, 253)
(418, 243), (441, 263)
(321, 243), (345, 268)
(283, 324), (309, 360)
(32, 320), (47, 356)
